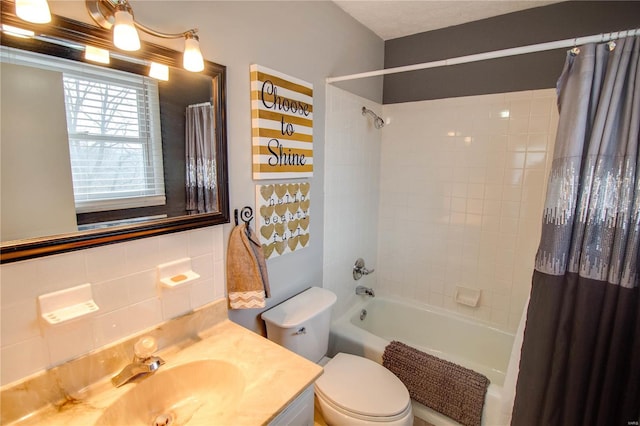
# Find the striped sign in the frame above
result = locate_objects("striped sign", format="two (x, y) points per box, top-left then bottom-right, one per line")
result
(251, 65), (313, 179)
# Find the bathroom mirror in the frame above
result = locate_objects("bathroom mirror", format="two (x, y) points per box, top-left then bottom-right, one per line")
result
(0, 4), (229, 263)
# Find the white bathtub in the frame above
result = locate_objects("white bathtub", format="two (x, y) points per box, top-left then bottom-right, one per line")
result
(328, 296), (515, 426)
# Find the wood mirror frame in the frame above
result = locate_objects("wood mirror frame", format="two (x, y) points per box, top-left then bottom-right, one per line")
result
(0, 3), (229, 263)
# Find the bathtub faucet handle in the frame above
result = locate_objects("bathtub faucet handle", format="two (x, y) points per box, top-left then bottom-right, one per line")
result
(353, 258), (375, 281)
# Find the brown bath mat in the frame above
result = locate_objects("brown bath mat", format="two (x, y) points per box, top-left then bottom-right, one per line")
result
(382, 340), (489, 426)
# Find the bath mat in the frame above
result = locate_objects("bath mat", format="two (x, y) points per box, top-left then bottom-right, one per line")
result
(382, 340), (489, 426)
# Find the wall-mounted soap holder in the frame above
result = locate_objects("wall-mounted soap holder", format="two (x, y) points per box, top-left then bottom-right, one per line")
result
(157, 258), (200, 289)
(454, 286), (481, 308)
(38, 283), (100, 326)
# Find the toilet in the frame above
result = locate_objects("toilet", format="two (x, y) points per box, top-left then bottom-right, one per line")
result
(261, 287), (413, 425)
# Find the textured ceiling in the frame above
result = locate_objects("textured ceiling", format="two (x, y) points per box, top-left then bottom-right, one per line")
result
(333, 0), (564, 40)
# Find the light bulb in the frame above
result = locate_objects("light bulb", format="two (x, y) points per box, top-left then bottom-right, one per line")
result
(2, 24), (35, 38)
(183, 35), (204, 72)
(84, 45), (110, 64)
(149, 62), (169, 81)
(15, 0), (51, 24)
(113, 9), (140, 51)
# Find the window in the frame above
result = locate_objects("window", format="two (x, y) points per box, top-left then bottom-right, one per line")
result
(1, 46), (165, 213)
(63, 72), (165, 213)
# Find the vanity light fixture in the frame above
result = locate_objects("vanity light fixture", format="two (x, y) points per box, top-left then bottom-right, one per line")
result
(85, 0), (205, 72)
(84, 45), (110, 64)
(15, 0), (51, 24)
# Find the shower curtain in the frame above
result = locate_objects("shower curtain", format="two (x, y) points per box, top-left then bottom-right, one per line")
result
(186, 102), (217, 214)
(511, 36), (639, 425)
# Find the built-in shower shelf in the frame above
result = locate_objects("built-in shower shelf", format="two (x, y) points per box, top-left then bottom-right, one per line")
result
(455, 286), (481, 308)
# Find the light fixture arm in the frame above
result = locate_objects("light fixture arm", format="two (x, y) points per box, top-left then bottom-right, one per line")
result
(86, 0), (198, 40)
(134, 22), (197, 40)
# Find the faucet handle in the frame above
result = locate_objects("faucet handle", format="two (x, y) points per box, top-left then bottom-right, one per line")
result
(353, 258), (375, 280)
(134, 336), (158, 359)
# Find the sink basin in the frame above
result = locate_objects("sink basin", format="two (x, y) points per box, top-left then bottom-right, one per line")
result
(95, 360), (245, 426)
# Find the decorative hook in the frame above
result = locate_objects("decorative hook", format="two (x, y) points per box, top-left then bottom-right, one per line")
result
(234, 206), (254, 226)
(234, 206), (260, 245)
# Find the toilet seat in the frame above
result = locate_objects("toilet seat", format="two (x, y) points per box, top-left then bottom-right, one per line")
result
(315, 353), (411, 422)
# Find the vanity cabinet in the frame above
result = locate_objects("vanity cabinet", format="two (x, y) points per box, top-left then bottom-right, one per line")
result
(269, 385), (315, 426)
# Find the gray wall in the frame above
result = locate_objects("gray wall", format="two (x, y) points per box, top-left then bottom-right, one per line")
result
(383, 1), (640, 103)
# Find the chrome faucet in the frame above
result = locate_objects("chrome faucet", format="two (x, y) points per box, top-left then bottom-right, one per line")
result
(112, 336), (165, 387)
(356, 285), (375, 297)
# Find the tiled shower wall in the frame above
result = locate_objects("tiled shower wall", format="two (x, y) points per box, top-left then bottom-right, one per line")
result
(0, 227), (225, 385)
(377, 89), (558, 332)
(323, 85), (382, 318)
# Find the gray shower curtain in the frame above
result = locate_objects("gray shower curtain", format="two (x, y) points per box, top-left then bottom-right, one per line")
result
(186, 102), (217, 214)
(511, 36), (640, 425)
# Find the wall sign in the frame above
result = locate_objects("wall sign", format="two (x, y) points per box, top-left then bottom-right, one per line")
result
(255, 182), (310, 259)
(250, 65), (313, 179)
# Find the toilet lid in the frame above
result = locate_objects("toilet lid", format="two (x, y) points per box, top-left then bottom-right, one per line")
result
(315, 353), (410, 418)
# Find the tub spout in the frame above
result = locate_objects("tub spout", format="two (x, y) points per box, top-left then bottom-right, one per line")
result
(356, 285), (375, 297)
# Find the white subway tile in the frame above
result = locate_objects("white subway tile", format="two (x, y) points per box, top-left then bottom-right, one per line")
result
(525, 152), (547, 169)
(157, 233), (190, 264)
(127, 270), (157, 304)
(0, 260), (41, 306)
(161, 286), (192, 320)
(92, 276), (131, 313)
(190, 278), (218, 309)
(86, 244), (130, 282)
(92, 309), (129, 347)
(36, 252), (88, 294)
(124, 237), (160, 271)
(44, 319), (94, 366)
(527, 133), (549, 152)
(0, 300), (40, 346)
(508, 134), (528, 152)
(126, 298), (163, 334)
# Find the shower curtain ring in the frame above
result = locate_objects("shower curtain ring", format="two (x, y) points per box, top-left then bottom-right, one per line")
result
(570, 38), (580, 56)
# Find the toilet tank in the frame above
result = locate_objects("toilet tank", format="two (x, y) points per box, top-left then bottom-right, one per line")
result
(261, 287), (337, 363)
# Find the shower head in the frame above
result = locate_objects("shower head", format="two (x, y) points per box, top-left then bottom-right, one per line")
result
(362, 106), (385, 129)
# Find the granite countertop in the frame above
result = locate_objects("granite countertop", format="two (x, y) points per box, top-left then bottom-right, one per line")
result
(1, 299), (323, 425)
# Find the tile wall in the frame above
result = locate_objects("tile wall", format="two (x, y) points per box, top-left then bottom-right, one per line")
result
(0, 227), (225, 385)
(377, 89), (558, 332)
(323, 85), (382, 318)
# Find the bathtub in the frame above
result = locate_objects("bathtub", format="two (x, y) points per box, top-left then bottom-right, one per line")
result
(328, 296), (515, 426)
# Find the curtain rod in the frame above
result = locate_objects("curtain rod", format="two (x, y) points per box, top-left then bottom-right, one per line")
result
(326, 28), (640, 83)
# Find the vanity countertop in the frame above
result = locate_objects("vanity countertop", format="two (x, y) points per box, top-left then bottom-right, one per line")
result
(1, 299), (323, 425)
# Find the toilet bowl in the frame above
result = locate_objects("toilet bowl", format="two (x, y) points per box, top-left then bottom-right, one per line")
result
(315, 353), (413, 425)
(261, 287), (413, 426)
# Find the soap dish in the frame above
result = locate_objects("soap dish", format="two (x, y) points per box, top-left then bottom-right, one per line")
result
(159, 270), (200, 288)
(38, 284), (100, 325)
(157, 258), (200, 288)
(454, 286), (481, 308)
